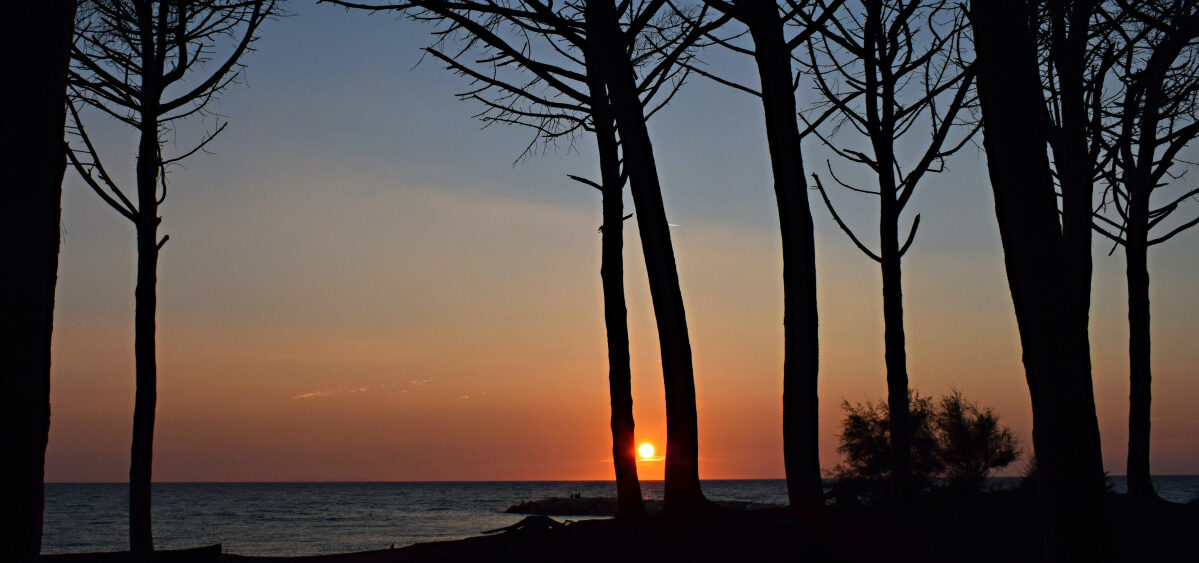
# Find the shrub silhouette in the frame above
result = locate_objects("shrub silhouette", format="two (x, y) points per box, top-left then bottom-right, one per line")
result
(833, 389), (1018, 504)
(934, 391), (1019, 492)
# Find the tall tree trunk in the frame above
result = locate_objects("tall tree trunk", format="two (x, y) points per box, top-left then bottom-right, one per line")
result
(739, 0), (822, 512)
(1122, 55), (1169, 501)
(879, 228), (910, 499)
(1046, 2), (1107, 520)
(1124, 211), (1154, 499)
(969, 1), (1108, 559)
(130, 124), (161, 553)
(588, 69), (645, 519)
(0, 2), (76, 560)
(1118, 12), (1195, 501)
(586, 0), (707, 512)
(858, 0), (913, 500)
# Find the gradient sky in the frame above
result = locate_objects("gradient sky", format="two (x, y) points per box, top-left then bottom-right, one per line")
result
(48, 1), (1199, 482)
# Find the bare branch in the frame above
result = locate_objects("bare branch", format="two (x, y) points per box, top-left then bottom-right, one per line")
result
(813, 173), (882, 262)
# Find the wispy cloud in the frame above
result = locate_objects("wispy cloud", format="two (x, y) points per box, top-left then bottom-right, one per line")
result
(291, 391), (331, 400)
(290, 381), (415, 400)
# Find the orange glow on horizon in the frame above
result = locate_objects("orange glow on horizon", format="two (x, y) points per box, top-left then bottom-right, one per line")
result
(45, 153), (1199, 482)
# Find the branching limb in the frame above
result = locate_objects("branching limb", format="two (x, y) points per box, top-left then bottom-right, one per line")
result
(812, 173), (882, 262)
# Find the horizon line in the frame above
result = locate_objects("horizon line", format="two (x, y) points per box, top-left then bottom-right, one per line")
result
(45, 474), (1197, 485)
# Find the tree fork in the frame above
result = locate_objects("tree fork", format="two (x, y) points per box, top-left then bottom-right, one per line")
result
(586, 0), (707, 512)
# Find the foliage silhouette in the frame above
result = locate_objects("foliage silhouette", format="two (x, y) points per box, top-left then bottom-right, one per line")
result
(832, 390), (939, 504)
(832, 389), (1018, 504)
(839, 388), (1016, 503)
(934, 391), (1019, 492)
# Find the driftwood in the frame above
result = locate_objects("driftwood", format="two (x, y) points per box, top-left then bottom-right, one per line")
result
(481, 515), (567, 535)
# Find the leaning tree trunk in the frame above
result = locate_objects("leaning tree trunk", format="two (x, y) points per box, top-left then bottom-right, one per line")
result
(970, 1), (1108, 559)
(588, 70), (646, 519)
(130, 121), (161, 553)
(0, 2), (76, 561)
(741, 1), (822, 512)
(1124, 208), (1154, 499)
(586, 0), (707, 512)
(1048, 0), (1109, 526)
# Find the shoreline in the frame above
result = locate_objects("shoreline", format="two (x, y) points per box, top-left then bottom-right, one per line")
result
(40, 492), (1199, 563)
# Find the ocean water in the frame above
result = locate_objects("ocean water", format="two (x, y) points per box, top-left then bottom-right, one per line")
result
(43, 477), (1199, 556)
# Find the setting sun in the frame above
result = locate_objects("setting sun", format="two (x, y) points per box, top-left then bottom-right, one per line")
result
(638, 442), (655, 460)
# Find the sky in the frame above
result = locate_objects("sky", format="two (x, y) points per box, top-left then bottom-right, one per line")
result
(48, 1), (1199, 482)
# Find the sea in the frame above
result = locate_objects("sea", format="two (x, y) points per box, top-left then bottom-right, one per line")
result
(42, 477), (1199, 556)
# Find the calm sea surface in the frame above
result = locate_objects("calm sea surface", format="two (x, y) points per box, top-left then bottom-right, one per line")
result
(43, 477), (1199, 556)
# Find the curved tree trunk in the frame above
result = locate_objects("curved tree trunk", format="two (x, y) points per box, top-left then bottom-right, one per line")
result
(586, 0), (707, 512)
(0, 2), (76, 560)
(130, 124), (161, 553)
(1125, 215), (1154, 499)
(970, 1), (1109, 558)
(739, 1), (822, 512)
(587, 69), (645, 519)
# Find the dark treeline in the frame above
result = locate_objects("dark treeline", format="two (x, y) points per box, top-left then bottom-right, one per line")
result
(5, 0), (1199, 561)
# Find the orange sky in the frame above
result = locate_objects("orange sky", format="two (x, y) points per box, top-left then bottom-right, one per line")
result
(46, 4), (1199, 482)
(47, 178), (1199, 481)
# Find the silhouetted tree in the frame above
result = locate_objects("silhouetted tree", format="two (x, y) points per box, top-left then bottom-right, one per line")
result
(832, 389), (1017, 503)
(801, 0), (976, 501)
(933, 390), (1018, 492)
(832, 390), (940, 503)
(0, 2), (77, 560)
(585, 0), (716, 511)
(968, 0), (1109, 557)
(66, 0), (276, 551)
(1089, 0), (1199, 501)
(677, 0), (844, 512)
(589, 89), (644, 519)
(326, 0), (723, 513)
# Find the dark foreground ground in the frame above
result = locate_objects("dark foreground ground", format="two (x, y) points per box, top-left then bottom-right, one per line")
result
(40, 493), (1198, 563)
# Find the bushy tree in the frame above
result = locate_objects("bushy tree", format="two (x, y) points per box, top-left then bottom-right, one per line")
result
(934, 391), (1019, 492)
(832, 390), (940, 503)
(833, 389), (1018, 503)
